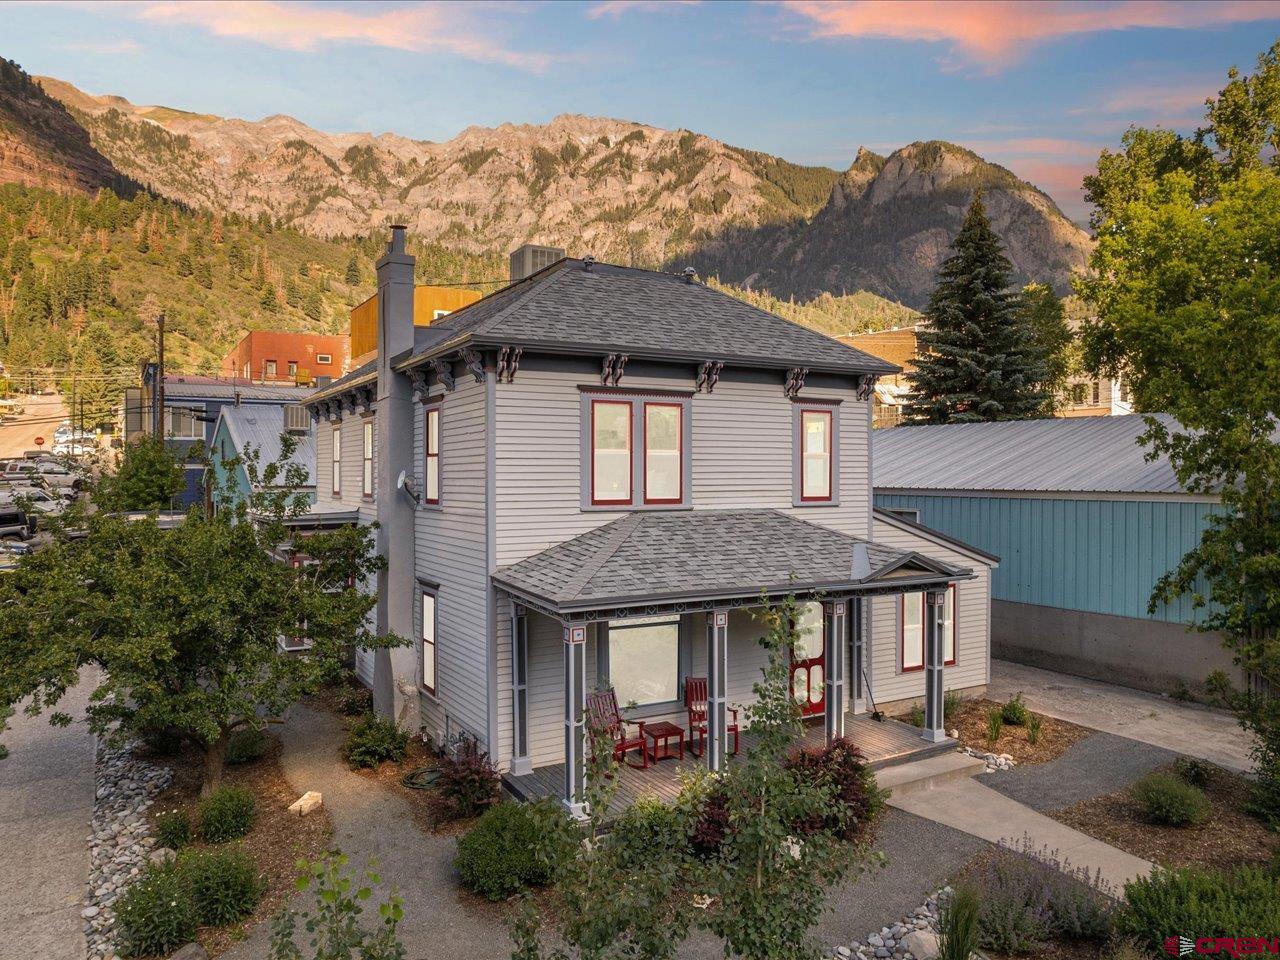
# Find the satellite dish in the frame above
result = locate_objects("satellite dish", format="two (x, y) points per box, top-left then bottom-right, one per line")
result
(396, 470), (408, 491)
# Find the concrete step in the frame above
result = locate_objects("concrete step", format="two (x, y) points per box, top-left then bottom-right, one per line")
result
(875, 750), (986, 797)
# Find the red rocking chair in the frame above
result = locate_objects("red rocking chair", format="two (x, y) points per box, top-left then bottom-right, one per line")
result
(685, 676), (740, 759)
(586, 687), (649, 769)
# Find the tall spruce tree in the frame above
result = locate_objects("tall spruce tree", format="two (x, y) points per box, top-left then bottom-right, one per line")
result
(904, 194), (1049, 423)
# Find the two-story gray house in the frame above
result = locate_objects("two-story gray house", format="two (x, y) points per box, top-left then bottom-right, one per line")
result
(306, 229), (996, 814)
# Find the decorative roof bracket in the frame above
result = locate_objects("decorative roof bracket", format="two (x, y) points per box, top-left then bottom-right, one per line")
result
(355, 385), (374, 413)
(601, 353), (629, 387)
(408, 367), (430, 401)
(784, 367), (809, 399)
(431, 357), (456, 393)
(496, 346), (523, 384)
(695, 360), (724, 394)
(855, 374), (879, 402)
(460, 347), (486, 384)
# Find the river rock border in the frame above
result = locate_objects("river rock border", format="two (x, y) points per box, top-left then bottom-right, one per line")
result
(832, 887), (947, 960)
(85, 741), (172, 960)
(960, 746), (1015, 774)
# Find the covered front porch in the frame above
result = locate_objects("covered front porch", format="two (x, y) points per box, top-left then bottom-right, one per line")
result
(493, 509), (972, 815)
(503, 712), (953, 810)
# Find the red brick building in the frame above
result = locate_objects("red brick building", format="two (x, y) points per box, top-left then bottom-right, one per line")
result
(220, 331), (350, 385)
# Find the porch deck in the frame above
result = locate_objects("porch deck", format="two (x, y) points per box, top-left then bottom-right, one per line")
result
(502, 714), (954, 809)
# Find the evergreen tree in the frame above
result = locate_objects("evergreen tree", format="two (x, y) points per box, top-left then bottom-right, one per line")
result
(259, 283), (279, 312)
(345, 253), (361, 285)
(904, 195), (1049, 423)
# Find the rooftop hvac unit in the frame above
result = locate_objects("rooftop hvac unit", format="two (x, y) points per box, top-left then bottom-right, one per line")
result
(509, 244), (566, 282)
(283, 403), (312, 435)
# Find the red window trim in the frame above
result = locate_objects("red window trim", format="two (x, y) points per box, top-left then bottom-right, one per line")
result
(799, 408), (834, 503)
(361, 416), (374, 501)
(642, 401), (683, 505)
(420, 588), (438, 697)
(424, 403), (441, 505)
(899, 585), (958, 673)
(330, 424), (341, 496)
(590, 398), (634, 506)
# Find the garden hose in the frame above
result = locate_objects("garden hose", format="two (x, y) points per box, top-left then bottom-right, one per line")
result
(401, 767), (441, 790)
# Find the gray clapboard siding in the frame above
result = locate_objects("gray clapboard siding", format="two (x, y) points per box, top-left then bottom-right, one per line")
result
(866, 515), (992, 708)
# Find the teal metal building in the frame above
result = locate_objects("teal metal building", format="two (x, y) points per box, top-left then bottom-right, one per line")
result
(872, 415), (1232, 694)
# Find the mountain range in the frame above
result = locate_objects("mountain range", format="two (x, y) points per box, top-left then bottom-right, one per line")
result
(18, 69), (1092, 310)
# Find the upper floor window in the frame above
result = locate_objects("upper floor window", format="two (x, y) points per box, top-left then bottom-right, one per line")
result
(583, 392), (691, 510)
(331, 424), (341, 496)
(317, 353), (333, 365)
(265, 360), (277, 378)
(901, 587), (956, 671)
(424, 403), (440, 505)
(794, 405), (838, 505)
(287, 361), (298, 378)
(165, 405), (204, 439)
(362, 418), (374, 498)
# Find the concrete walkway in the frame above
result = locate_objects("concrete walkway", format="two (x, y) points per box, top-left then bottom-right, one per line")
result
(888, 776), (1153, 891)
(989, 659), (1254, 774)
(0, 669), (96, 960)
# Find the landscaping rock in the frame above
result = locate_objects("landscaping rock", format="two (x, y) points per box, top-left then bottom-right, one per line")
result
(84, 740), (172, 960)
(901, 930), (939, 960)
(170, 943), (209, 960)
(288, 789), (323, 816)
(960, 746), (1016, 774)
(148, 847), (176, 865)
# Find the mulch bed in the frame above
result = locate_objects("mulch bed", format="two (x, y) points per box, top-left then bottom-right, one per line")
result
(1049, 764), (1280, 871)
(148, 732), (333, 957)
(945, 697), (1092, 766)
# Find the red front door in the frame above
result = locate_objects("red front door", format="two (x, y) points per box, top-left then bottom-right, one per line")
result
(790, 602), (825, 717)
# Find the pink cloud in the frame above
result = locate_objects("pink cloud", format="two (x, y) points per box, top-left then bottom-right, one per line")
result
(779, 1), (1280, 71)
(49, 0), (556, 71)
(962, 137), (1103, 158)
(587, 0), (700, 18)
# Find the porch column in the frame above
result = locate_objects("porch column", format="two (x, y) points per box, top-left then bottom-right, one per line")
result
(823, 600), (847, 741)
(705, 608), (729, 772)
(851, 597), (866, 713)
(510, 604), (531, 777)
(922, 587), (948, 743)
(563, 623), (588, 816)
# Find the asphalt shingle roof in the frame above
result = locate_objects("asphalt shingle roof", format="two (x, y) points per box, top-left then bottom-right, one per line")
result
(872, 414), (1200, 496)
(493, 509), (964, 612)
(405, 260), (898, 376)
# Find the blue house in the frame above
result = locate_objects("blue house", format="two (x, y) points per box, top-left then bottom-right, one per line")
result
(139, 367), (314, 507)
(872, 415), (1233, 694)
(208, 402), (316, 510)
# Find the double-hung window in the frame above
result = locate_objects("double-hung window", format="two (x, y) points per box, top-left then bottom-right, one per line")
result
(362, 418), (374, 498)
(585, 393), (690, 509)
(424, 403), (441, 505)
(421, 589), (438, 696)
(602, 614), (681, 708)
(799, 408), (832, 502)
(331, 425), (341, 496)
(901, 587), (956, 672)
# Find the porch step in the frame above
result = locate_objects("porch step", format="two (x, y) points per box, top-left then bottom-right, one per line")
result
(874, 750), (985, 797)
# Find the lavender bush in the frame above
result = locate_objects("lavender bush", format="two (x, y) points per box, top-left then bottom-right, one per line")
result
(971, 837), (1115, 952)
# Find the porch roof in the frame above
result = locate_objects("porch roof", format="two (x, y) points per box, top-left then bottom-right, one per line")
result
(493, 508), (969, 619)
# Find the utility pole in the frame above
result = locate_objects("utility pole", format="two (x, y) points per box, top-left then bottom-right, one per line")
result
(155, 310), (166, 438)
(70, 368), (77, 436)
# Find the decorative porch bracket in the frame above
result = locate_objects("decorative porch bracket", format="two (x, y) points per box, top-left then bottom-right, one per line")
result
(851, 598), (866, 713)
(922, 587), (948, 742)
(823, 600), (847, 742)
(563, 624), (588, 817)
(510, 604), (531, 777)
(705, 608), (730, 772)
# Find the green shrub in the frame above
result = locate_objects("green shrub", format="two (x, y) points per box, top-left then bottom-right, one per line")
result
(178, 847), (264, 925)
(199, 785), (256, 842)
(905, 703), (925, 728)
(608, 796), (686, 866)
(1174, 756), (1214, 788)
(1119, 866), (1280, 952)
(455, 801), (568, 901)
(938, 885), (981, 960)
(343, 714), (409, 769)
(114, 864), (198, 958)
(783, 735), (885, 839)
(428, 738), (499, 824)
(943, 688), (963, 724)
(226, 728), (267, 765)
(986, 709), (1003, 746)
(337, 684), (372, 716)
(1000, 692), (1029, 726)
(1027, 714), (1043, 746)
(1131, 772), (1210, 827)
(155, 808), (192, 850)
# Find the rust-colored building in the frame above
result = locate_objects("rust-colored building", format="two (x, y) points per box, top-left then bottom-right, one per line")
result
(221, 331), (350, 385)
(348, 286), (483, 365)
(839, 326), (920, 428)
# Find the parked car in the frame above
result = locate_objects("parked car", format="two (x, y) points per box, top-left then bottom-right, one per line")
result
(0, 506), (35, 541)
(0, 486), (68, 522)
(0, 459), (82, 493)
(52, 438), (95, 457)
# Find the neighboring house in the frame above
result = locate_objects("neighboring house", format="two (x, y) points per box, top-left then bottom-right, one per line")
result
(348, 284), (483, 367)
(305, 229), (997, 814)
(138, 369), (315, 507)
(873, 415), (1233, 695)
(221, 331), (350, 385)
(839, 326), (919, 428)
(1058, 374), (1133, 418)
(207, 402), (317, 509)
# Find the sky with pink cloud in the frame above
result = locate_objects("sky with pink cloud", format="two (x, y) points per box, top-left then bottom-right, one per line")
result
(7, 0), (1279, 223)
